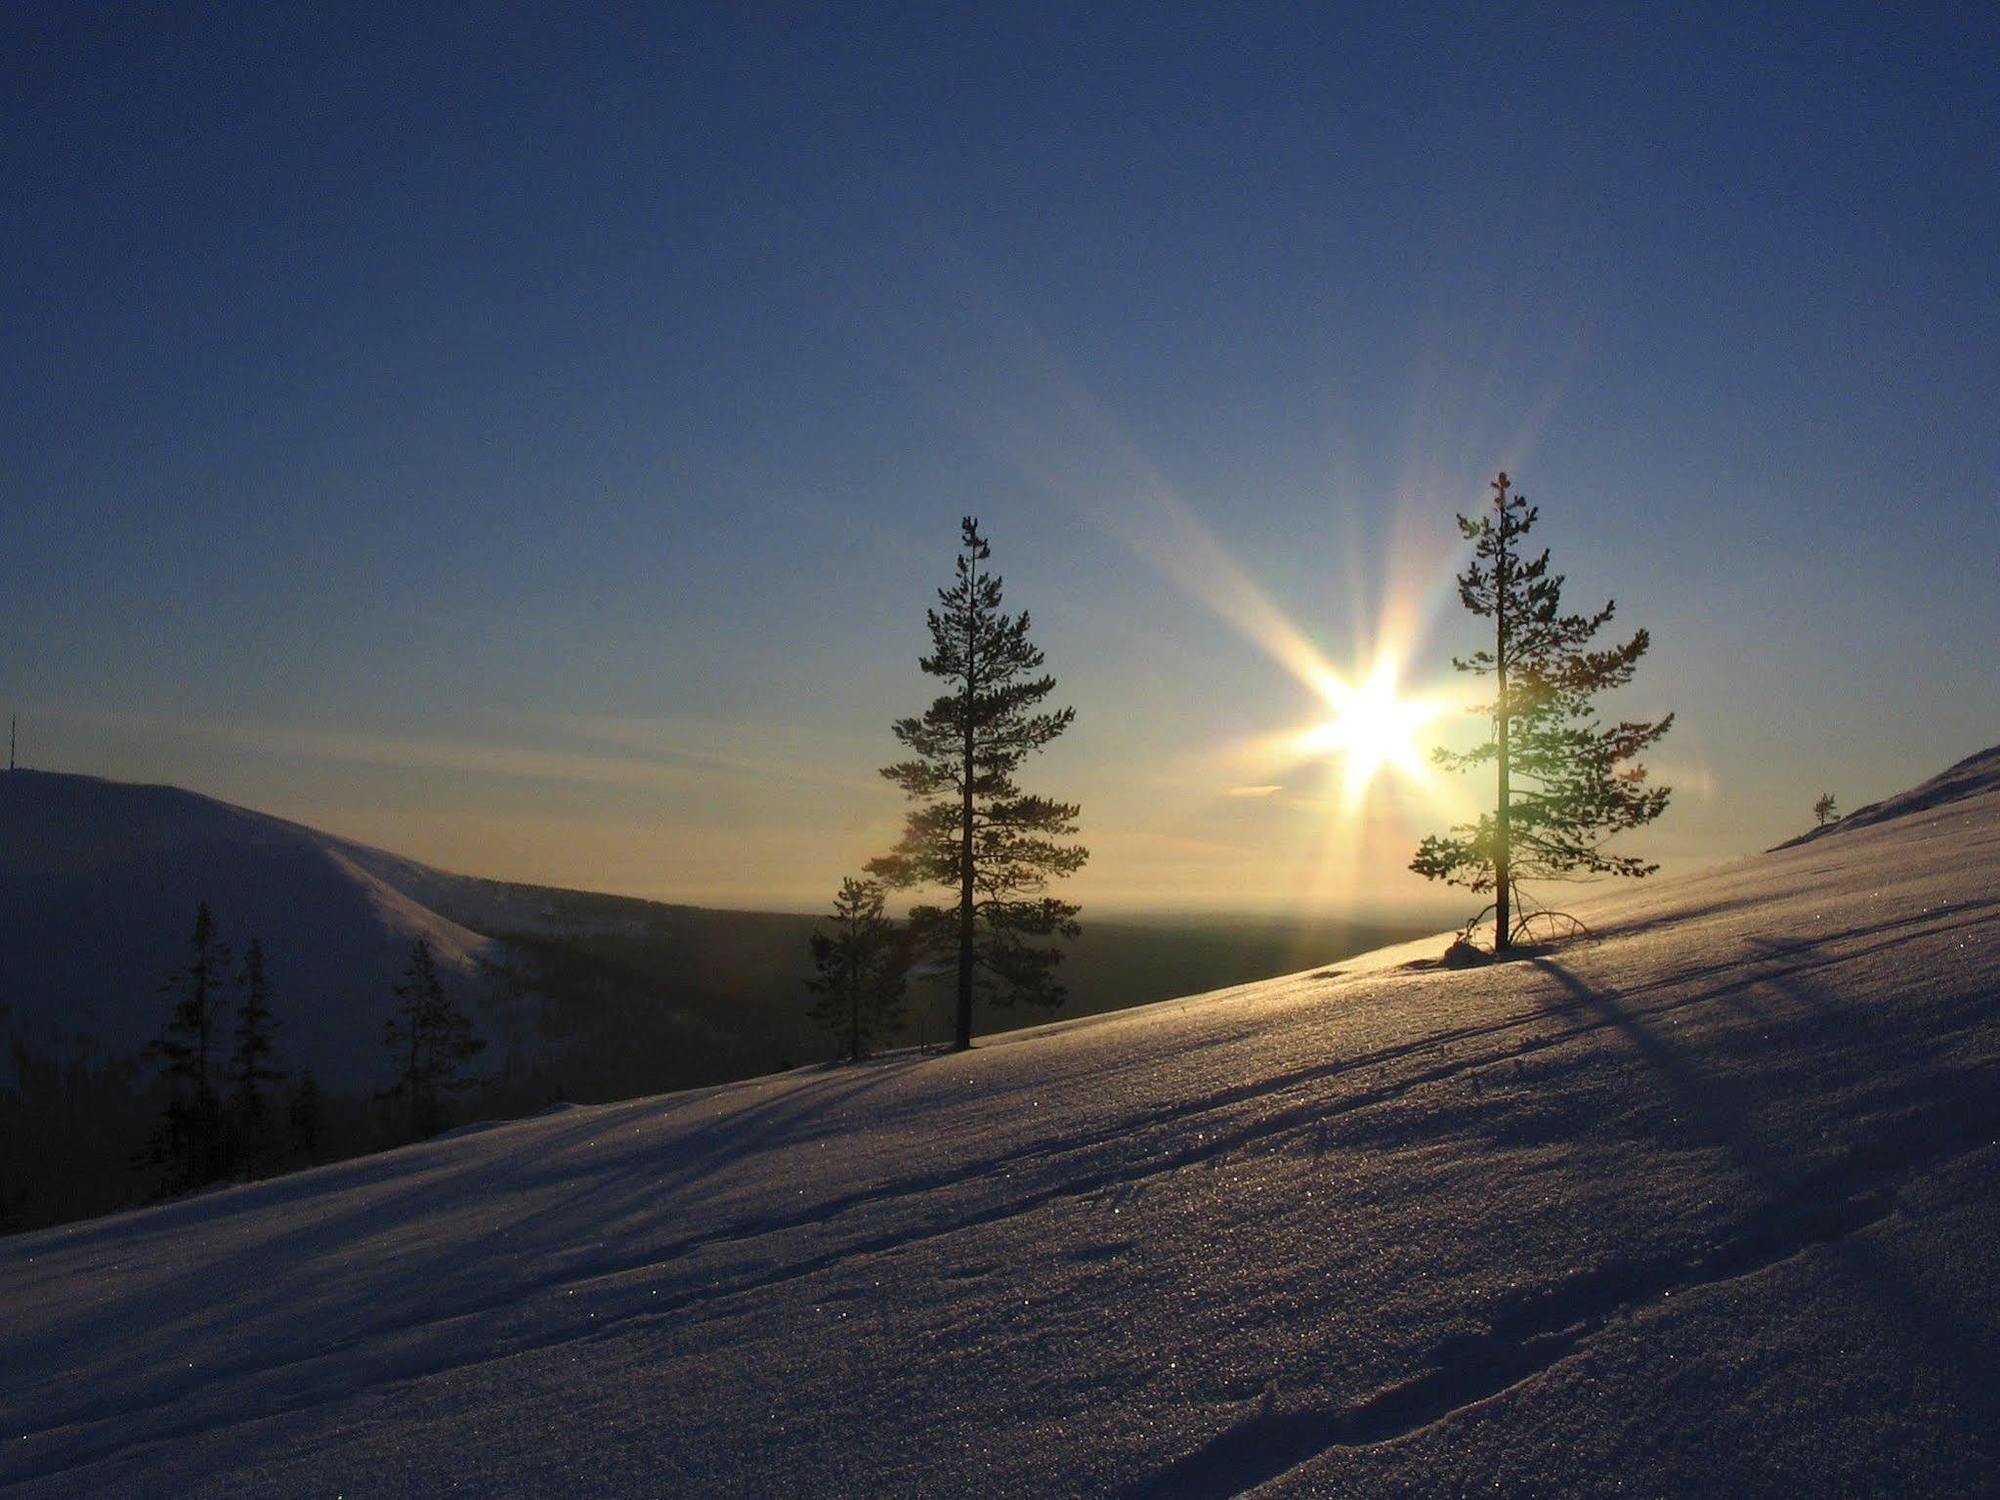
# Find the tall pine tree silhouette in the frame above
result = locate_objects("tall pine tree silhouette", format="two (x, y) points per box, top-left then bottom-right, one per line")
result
(870, 517), (1087, 1050)
(226, 938), (284, 1171)
(380, 939), (486, 1140)
(143, 901), (230, 1192)
(804, 877), (910, 1062)
(1412, 473), (1674, 951)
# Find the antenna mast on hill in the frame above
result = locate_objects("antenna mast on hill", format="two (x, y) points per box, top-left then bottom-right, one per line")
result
(7, 714), (13, 772)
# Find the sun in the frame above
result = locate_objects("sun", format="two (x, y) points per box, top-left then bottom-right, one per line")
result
(1299, 658), (1445, 811)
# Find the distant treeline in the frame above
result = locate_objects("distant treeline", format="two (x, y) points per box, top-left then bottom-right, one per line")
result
(0, 903), (1442, 1236)
(0, 901), (496, 1234)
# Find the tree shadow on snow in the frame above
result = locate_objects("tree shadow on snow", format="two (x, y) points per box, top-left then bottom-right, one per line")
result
(9, 1053), (935, 1445)
(1524, 948), (1998, 1406)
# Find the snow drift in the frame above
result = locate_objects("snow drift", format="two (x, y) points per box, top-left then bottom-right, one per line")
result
(3, 752), (1996, 1496)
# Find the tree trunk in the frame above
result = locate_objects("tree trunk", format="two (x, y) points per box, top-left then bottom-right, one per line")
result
(407, 1022), (421, 1141)
(849, 967), (862, 1064)
(955, 552), (977, 1052)
(195, 944), (212, 1105)
(1493, 475), (1512, 953)
(957, 777), (975, 1050)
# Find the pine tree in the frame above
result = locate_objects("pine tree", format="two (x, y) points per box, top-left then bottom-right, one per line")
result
(1813, 792), (1838, 827)
(226, 938), (284, 1171)
(142, 901), (231, 1192)
(1411, 473), (1674, 951)
(805, 877), (911, 1062)
(380, 938), (486, 1141)
(869, 517), (1087, 1050)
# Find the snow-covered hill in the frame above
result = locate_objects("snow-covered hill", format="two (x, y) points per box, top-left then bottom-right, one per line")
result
(0, 772), (492, 1091)
(4, 757), (1997, 1497)
(1773, 743), (2000, 848)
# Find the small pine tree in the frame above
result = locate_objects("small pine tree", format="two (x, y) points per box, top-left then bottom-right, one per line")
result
(380, 939), (486, 1141)
(1412, 473), (1674, 951)
(142, 901), (231, 1193)
(1813, 792), (1838, 827)
(226, 939), (284, 1172)
(805, 877), (911, 1062)
(869, 517), (1088, 1050)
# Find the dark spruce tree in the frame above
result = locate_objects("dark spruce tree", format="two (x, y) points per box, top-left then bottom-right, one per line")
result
(380, 938), (487, 1141)
(1411, 473), (1674, 951)
(870, 517), (1087, 1051)
(1813, 791), (1838, 828)
(142, 901), (231, 1193)
(226, 938), (284, 1171)
(805, 877), (911, 1063)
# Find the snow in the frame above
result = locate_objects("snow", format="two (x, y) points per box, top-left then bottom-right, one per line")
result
(3, 763), (1997, 1496)
(1773, 743), (2000, 848)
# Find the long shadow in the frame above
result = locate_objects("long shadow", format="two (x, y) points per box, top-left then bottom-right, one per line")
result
(1526, 948), (2000, 1393)
(9, 1034), (1219, 1441)
(1131, 1184), (1909, 1500)
(15, 988), (1637, 1483)
(640, 1053), (932, 1198)
(1553, 897), (2000, 1018)
(1127, 906), (2000, 1499)
(3, 1055), (933, 1452)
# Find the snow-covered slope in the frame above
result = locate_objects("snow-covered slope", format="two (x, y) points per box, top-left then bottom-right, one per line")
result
(0, 772), (491, 1090)
(1773, 743), (2000, 848)
(4, 760), (1997, 1497)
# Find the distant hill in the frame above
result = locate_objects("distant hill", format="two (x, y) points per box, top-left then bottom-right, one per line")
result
(0, 771), (490, 1092)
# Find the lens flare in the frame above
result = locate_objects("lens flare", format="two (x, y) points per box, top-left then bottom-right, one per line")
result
(1251, 651), (1447, 814)
(1301, 657), (1448, 811)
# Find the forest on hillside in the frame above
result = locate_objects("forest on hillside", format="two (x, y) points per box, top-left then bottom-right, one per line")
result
(0, 908), (1441, 1235)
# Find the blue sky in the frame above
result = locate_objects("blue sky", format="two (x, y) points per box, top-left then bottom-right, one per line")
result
(6, 4), (1996, 912)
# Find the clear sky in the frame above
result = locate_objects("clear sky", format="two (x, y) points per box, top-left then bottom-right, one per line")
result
(6, 4), (1997, 915)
